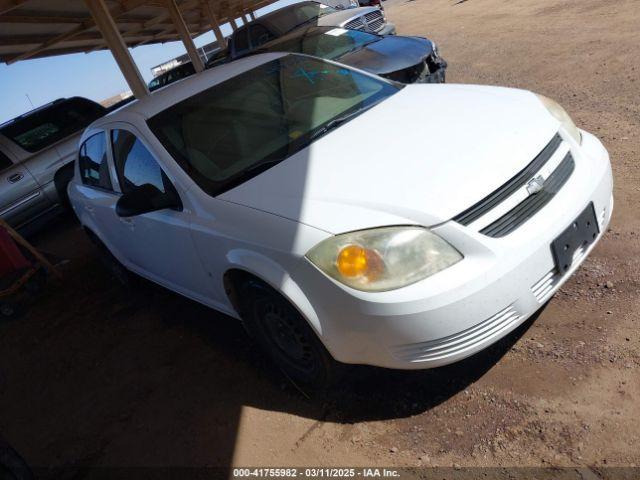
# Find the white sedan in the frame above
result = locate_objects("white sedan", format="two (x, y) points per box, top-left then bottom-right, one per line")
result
(69, 53), (613, 386)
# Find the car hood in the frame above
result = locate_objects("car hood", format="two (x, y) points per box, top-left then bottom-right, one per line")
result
(316, 6), (379, 27)
(219, 84), (559, 234)
(341, 36), (433, 75)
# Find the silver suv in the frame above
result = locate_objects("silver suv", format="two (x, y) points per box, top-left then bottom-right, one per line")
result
(0, 97), (106, 231)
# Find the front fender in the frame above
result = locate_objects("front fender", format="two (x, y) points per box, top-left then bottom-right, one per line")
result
(224, 249), (324, 337)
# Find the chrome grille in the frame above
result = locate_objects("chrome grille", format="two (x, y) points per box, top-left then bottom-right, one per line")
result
(344, 17), (365, 30)
(364, 10), (384, 31)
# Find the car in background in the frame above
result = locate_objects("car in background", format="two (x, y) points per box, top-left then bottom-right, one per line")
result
(148, 62), (196, 92)
(321, 0), (359, 9)
(249, 26), (447, 83)
(223, 1), (395, 61)
(0, 97), (106, 232)
(69, 53), (613, 387)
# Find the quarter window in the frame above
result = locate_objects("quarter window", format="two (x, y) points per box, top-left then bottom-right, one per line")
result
(233, 27), (250, 55)
(78, 132), (112, 190)
(110, 129), (170, 194)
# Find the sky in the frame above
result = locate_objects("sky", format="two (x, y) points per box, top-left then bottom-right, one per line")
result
(0, 0), (302, 124)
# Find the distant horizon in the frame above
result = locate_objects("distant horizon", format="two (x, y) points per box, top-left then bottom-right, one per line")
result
(0, 0), (302, 124)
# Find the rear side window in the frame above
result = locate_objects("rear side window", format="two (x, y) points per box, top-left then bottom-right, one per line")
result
(0, 150), (13, 171)
(111, 129), (170, 194)
(0, 98), (106, 153)
(78, 132), (112, 190)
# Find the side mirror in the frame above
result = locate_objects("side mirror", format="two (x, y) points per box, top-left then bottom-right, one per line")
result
(115, 183), (181, 217)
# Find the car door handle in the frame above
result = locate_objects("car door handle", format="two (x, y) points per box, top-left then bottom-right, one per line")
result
(84, 205), (95, 213)
(119, 217), (134, 227)
(7, 173), (23, 183)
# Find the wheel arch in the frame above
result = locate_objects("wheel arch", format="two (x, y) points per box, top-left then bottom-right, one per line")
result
(221, 251), (324, 339)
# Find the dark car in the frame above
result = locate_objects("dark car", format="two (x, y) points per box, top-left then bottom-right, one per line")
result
(214, 1), (394, 63)
(245, 26), (447, 84)
(148, 62), (196, 91)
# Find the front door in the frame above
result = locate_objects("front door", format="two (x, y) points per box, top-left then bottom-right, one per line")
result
(0, 146), (50, 228)
(105, 126), (213, 302)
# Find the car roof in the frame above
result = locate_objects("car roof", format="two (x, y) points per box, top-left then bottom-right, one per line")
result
(263, 25), (375, 48)
(249, 0), (322, 26)
(89, 52), (287, 130)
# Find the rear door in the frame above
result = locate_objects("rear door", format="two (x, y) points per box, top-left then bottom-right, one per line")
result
(0, 142), (49, 228)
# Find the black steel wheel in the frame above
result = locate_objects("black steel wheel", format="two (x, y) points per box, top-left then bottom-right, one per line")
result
(239, 279), (336, 391)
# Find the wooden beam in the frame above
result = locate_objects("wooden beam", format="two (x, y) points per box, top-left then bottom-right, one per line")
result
(0, 0), (29, 15)
(84, 0), (148, 99)
(5, 0), (149, 64)
(0, 13), (90, 24)
(164, 0), (204, 72)
(203, 0), (226, 48)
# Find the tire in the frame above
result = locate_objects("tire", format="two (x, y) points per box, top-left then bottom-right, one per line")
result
(97, 245), (136, 288)
(53, 163), (75, 209)
(85, 230), (136, 288)
(238, 279), (337, 391)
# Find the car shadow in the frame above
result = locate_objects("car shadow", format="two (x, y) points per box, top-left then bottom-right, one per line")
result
(0, 224), (546, 478)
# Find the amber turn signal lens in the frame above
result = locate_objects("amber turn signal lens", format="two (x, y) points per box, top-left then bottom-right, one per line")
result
(336, 245), (368, 278)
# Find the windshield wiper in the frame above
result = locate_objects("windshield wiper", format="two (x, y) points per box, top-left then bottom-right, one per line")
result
(243, 158), (285, 176)
(309, 104), (378, 142)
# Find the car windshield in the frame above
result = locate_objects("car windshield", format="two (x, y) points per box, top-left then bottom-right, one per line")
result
(262, 27), (379, 60)
(268, 2), (338, 33)
(148, 54), (401, 196)
(1, 98), (105, 153)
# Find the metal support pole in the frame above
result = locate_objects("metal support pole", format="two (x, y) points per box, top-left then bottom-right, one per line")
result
(204, 1), (227, 48)
(83, 0), (149, 99)
(165, 0), (204, 72)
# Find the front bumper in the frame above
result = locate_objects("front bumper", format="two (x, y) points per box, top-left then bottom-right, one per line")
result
(417, 58), (447, 84)
(293, 130), (613, 369)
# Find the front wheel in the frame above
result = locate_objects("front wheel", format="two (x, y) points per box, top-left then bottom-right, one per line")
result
(239, 279), (337, 391)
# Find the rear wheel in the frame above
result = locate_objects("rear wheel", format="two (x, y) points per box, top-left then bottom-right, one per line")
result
(238, 279), (336, 391)
(53, 163), (75, 209)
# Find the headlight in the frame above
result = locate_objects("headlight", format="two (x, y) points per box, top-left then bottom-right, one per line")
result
(306, 226), (462, 292)
(430, 40), (439, 56)
(536, 94), (582, 144)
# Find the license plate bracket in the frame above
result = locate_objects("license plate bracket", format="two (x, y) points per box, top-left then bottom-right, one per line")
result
(551, 203), (599, 274)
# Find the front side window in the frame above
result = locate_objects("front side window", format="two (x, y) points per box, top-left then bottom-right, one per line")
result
(1, 98), (106, 153)
(148, 54), (400, 196)
(111, 129), (171, 194)
(78, 132), (112, 190)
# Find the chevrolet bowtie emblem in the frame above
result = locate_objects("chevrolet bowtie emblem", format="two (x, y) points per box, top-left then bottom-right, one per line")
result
(526, 175), (546, 195)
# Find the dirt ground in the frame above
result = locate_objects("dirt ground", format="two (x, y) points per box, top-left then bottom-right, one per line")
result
(0, 0), (639, 475)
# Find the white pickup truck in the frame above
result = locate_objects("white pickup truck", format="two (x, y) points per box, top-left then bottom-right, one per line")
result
(0, 97), (106, 232)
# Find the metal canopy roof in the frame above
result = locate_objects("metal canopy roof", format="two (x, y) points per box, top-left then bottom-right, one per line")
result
(0, 0), (275, 64)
